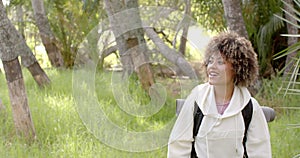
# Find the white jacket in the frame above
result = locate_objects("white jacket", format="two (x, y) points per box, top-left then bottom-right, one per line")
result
(168, 83), (272, 158)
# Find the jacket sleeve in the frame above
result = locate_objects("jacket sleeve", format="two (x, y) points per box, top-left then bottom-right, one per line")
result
(167, 87), (198, 158)
(246, 98), (272, 158)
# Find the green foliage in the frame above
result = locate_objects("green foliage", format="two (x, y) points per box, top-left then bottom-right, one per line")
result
(46, 0), (103, 68)
(7, 0), (286, 77)
(243, 0), (285, 76)
(191, 0), (225, 32)
(139, 0), (183, 8)
(1, 0), (300, 156)
(8, 0), (29, 6)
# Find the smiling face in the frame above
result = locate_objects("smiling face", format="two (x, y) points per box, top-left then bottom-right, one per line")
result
(207, 52), (235, 86)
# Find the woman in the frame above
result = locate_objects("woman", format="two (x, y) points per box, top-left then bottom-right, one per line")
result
(168, 32), (271, 158)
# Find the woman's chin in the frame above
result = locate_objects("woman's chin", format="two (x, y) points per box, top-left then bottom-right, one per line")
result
(208, 81), (215, 85)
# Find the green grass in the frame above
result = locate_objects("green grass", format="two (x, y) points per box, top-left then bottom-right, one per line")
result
(269, 111), (300, 158)
(255, 78), (300, 158)
(0, 68), (299, 157)
(0, 68), (170, 158)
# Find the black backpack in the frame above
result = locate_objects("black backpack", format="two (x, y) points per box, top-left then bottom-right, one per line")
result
(191, 100), (253, 158)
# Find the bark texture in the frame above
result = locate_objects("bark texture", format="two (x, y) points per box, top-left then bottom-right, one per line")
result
(16, 5), (25, 38)
(222, 0), (249, 39)
(0, 0), (50, 87)
(27, 61), (51, 87)
(104, 0), (154, 91)
(31, 0), (64, 67)
(2, 58), (36, 140)
(178, 0), (191, 55)
(0, 1), (36, 140)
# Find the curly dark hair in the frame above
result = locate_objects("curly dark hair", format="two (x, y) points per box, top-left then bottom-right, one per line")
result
(204, 32), (259, 87)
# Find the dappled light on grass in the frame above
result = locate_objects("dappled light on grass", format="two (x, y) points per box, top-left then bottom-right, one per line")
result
(0, 69), (299, 157)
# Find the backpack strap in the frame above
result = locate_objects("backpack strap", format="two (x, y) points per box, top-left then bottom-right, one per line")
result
(193, 101), (203, 137)
(191, 100), (253, 158)
(191, 101), (203, 158)
(241, 99), (253, 158)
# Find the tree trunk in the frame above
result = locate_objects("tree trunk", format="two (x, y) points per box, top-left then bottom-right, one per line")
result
(16, 4), (25, 38)
(179, 0), (191, 56)
(0, 0), (36, 141)
(98, 45), (118, 71)
(27, 61), (51, 87)
(222, 0), (248, 39)
(20, 51), (51, 87)
(31, 0), (64, 67)
(104, 0), (154, 91)
(2, 58), (36, 140)
(13, 3), (51, 87)
(0, 0), (51, 87)
(283, 0), (298, 76)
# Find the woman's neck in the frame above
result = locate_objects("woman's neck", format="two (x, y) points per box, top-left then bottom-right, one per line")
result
(213, 84), (234, 105)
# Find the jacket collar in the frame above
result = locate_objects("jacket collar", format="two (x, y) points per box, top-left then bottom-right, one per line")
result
(195, 83), (251, 118)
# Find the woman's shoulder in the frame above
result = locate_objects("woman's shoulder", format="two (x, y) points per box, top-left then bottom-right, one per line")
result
(250, 97), (262, 111)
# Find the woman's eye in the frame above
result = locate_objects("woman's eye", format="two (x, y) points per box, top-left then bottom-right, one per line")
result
(218, 60), (225, 65)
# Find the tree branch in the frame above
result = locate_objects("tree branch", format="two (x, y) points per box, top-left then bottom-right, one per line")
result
(144, 27), (198, 79)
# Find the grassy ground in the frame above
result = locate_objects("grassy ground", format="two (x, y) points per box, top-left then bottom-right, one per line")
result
(0, 68), (299, 158)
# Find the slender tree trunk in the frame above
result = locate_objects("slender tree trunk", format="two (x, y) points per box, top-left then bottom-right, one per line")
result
(222, 0), (248, 39)
(104, 0), (154, 91)
(179, 0), (191, 55)
(16, 4), (25, 38)
(2, 58), (36, 140)
(283, 0), (298, 76)
(2, 3), (50, 87)
(27, 61), (51, 87)
(31, 0), (64, 67)
(0, 0), (36, 141)
(13, 3), (51, 87)
(21, 54), (51, 88)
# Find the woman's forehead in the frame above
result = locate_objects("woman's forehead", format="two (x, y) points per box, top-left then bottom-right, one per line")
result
(209, 52), (223, 58)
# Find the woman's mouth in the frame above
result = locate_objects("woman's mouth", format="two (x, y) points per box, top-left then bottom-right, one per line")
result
(209, 72), (218, 77)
